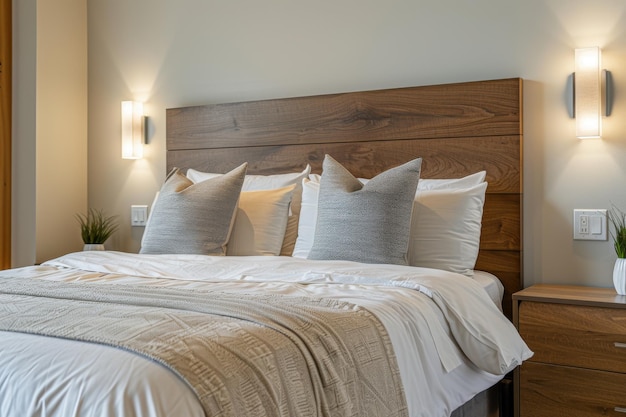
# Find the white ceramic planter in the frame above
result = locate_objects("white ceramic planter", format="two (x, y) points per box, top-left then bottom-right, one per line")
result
(613, 258), (626, 295)
(83, 244), (105, 251)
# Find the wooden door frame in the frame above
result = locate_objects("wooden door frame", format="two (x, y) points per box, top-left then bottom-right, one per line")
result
(0, 0), (11, 269)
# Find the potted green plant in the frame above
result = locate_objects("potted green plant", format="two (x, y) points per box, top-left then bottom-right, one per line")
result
(75, 208), (118, 251)
(607, 204), (626, 295)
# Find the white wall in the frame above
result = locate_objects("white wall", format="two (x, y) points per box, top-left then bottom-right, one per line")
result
(15, 0), (626, 288)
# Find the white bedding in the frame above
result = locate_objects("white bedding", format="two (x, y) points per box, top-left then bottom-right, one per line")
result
(472, 270), (504, 309)
(0, 252), (531, 417)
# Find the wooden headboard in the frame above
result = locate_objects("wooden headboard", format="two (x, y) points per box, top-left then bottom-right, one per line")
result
(166, 78), (523, 318)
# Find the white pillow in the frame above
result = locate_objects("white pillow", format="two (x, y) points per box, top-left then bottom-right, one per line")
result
(294, 172), (487, 275)
(417, 171), (486, 190)
(227, 185), (295, 256)
(292, 178), (321, 259)
(407, 182), (488, 275)
(188, 165), (310, 255)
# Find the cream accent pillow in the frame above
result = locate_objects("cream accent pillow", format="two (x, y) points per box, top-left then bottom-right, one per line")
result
(140, 164), (247, 255)
(226, 185), (296, 256)
(408, 182), (488, 276)
(307, 155), (422, 265)
(187, 165), (311, 255)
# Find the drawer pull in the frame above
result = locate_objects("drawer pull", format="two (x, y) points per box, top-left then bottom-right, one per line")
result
(615, 407), (626, 413)
(614, 342), (626, 349)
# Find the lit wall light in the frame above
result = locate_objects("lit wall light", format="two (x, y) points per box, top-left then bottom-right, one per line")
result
(573, 47), (613, 139)
(121, 101), (145, 159)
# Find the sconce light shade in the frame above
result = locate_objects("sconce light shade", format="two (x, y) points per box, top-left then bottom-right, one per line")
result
(574, 47), (602, 139)
(121, 101), (145, 159)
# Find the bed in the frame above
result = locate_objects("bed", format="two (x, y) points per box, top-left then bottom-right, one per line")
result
(0, 78), (530, 417)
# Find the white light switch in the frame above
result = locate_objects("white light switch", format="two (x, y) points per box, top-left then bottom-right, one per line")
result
(590, 216), (603, 235)
(131, 205), (148, 226)
(573, 209), (607, 241)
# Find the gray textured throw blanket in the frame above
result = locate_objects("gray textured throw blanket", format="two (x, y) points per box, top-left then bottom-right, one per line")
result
(0, 277), (408, 417)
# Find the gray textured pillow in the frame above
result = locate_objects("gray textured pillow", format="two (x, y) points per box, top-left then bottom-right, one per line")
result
(307, 155), (422, 265)
(140, 163), (247, 255)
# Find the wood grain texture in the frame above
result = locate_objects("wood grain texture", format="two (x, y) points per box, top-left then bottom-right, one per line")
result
(520, 362), (626, 417)
(481, 194), (521, 249)
(167, 78), (522, 150)
(168, 135), (521, 193)
(0, 0), (11, 270)
(513, 286), (626, 417)
(519, 301), (626, 373)
(166, 78), (523, 319)
(514, 284), (626, 308)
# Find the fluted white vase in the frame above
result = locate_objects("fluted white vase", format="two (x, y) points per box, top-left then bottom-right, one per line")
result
(613, 258), (626, 295)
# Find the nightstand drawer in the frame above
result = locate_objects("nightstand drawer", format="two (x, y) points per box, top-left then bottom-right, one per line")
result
(519, 301), (626, 373)
(520, 362), (626, 417)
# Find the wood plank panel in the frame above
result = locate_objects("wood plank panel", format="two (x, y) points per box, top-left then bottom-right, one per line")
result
(481, 194), (521, 250)
(167, 135), (521, 193)
(0, 0), (11, 269)
(167, 78), (522, 150)
(520, 362), (626, 417)
(168, 148), (522, 253)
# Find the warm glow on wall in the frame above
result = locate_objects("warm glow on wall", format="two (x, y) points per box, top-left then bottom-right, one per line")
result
(121, 101), (145, 159)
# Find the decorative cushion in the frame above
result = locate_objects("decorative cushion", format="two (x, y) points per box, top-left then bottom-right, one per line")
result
(294, 170), (487, 275)
(187, 165), (310, 255)
(226, 185), (296, 256)
(140, 164), (247, 255)
(307, 155), (422, 265)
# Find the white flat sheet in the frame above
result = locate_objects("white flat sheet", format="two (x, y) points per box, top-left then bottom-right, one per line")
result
(0, 331), (205, 417)
(0, 252), (531, 417)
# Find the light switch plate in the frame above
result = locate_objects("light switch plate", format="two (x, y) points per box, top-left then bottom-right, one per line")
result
(131, 205), (148, 227)
(573, 209), (607, 241)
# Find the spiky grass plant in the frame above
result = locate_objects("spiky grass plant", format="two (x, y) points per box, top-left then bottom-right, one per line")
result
(75, 208), (119, 244)
(608, 205), (626, 258)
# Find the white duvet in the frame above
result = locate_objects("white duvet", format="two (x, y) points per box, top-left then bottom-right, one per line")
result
(0, 252), (532, 417)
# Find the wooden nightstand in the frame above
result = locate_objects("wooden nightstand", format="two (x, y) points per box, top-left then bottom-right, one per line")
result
(512, 285), (626, 417)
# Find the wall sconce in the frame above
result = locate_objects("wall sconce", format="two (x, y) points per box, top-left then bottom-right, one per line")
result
(573, 47), (613, 139)
(121, 101), (145, 159)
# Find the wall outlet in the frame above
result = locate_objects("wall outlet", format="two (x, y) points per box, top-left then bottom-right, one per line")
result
(573, 209), (607, 241)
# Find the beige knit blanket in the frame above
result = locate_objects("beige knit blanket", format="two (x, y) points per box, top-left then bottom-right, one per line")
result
(0, 276), (407, 417)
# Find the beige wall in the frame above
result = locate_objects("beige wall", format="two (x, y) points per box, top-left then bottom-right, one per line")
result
(35, 0), (88, 263)
(14, 0), (626, 288)
(12, 0), (87, 266)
